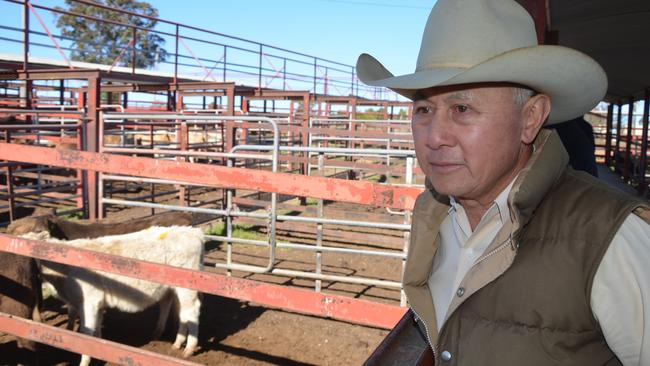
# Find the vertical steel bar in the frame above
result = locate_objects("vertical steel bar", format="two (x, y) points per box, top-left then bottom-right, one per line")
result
(131, 27), (136, 74)
(615, 103), (623, 173)
(76, 120), (84, 210)
(624, 98), (634, 182)
(316, 153), (324, 292)
(174, 25), (179, 83)
(59, 79), (65, 106)
(23, 0), (29, 71)
(4, 130), (15, 222)
(350, 66), (354, 96)
(22, 2), (32, 112)
(605, 103), (614, 166)
(639, 89), (650, 195)
(226, 157), (234, 277)
(302, 94), (310, 176)
(258, 44), (263, 89)
(313, 58), (317, 94)
(222, 45), (227, 82)
(85, 76), (100, 219)
(98, 111), (104, 219)
(178, 122), (188, 207)
(283, 58), (287, 91)
(401, 156), (414, 307)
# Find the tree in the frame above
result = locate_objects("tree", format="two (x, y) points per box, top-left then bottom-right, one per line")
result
(55, 0), (167, 68)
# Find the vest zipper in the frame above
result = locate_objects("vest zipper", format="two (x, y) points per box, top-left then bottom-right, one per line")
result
(411, 308), (437, 360)
(473, 236), (513, 267)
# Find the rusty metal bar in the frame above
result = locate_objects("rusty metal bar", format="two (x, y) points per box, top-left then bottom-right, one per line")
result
(0, 234), (406, 329)
(0, 312), (200, 366)
(0, 142), (420, 210)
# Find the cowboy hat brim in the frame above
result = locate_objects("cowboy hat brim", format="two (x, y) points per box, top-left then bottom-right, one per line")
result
(357, 45), (607, 125)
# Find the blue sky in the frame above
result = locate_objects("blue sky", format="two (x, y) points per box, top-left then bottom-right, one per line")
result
(156, 0), (433, 76)
(0, 0), (434, 77)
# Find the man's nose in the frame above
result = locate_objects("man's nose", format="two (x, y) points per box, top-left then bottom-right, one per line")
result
(425, 115), (453, 150)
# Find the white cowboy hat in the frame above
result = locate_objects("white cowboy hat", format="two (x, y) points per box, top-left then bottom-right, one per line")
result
(356, 0), (607, 124)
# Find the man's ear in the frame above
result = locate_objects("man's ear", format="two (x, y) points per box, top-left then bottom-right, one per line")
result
(521, 94), (551, 144)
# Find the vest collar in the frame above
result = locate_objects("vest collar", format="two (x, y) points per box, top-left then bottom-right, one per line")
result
(508, 129), (570, 234)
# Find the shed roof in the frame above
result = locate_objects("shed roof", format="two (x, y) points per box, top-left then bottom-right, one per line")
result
(547, 0), (650, 102)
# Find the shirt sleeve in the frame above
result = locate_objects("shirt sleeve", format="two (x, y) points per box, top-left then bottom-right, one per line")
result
(592, 212), (650, 366)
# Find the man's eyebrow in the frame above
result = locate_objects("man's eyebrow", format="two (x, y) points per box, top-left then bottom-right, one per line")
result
(445, 91), (473, 101)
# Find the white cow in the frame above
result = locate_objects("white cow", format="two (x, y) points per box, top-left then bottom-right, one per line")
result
(23, 225), (204, 366)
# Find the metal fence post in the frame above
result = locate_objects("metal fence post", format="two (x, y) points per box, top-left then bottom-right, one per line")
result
(316, 152), (324, 292)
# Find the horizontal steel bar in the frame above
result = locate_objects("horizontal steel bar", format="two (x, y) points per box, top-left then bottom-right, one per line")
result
(0, 312), (200, 366)
(214, 263), (402, 288)
(101, 198), (410, 230)
(311, 120), (411, 126)
(100, 147), (270, 161)
(275, 214), (410, 230)
(207, 234), (405, 259)
(101, 174), (206, 187)
(235, 144), (416, 156)
(0, 109), (85, 115)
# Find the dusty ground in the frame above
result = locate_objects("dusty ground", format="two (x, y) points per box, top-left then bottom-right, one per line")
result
(0, 180), (407, 365)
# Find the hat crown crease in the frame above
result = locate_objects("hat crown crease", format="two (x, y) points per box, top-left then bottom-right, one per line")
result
(415, 0), (538, 73)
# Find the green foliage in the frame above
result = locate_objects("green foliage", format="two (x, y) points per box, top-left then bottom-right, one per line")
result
(207, 222), (264, 241)
(55, 0), (167, 68)
(56, 206), (83, 220)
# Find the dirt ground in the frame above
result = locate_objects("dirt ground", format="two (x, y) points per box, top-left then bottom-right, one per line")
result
(0, 182), (407, 365)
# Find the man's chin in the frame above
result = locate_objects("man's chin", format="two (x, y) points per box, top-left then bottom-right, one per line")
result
(429, 181), (467, 198)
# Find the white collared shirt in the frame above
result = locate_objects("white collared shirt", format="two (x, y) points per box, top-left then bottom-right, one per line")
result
(428, 180), (650, 365)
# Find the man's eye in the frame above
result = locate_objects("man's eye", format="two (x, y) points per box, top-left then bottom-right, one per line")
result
(415, 106), (432, 114)
(454, 105), (469, 113)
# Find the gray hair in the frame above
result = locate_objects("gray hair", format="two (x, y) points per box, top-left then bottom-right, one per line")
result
(512, 87), (535, 106)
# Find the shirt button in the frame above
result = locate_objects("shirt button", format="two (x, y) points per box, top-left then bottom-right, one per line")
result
(441, 350), (452, 361)
(456, 287), (465, 297)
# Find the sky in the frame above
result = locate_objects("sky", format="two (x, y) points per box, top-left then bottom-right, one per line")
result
(0, 0), (435, 79)
(155, 0), (434, 76)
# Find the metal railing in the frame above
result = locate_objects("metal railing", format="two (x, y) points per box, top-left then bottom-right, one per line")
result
(96, 112), (417, 306)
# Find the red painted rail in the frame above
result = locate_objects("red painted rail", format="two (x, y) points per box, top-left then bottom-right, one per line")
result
(0, 312), (200, 366)
(0, 142), (421, 210)
(0, 234), (407, 329)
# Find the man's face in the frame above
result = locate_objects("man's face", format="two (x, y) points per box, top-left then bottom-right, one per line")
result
(412, 85), (529, 202)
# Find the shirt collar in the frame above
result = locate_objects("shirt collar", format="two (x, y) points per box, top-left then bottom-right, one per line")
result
(449, 175), (517, 232)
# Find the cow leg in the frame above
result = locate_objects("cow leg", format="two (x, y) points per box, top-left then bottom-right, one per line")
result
(66, 306), (78, 331)
(153, 291), (173, 340)
(78, 299), (102, 366)
(172, 289), (200, 357)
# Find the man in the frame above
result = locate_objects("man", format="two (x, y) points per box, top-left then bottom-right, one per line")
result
(356, 0), (649, 365)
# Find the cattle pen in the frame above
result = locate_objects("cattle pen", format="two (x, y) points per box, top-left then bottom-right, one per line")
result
(1, 0), (650, 365)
